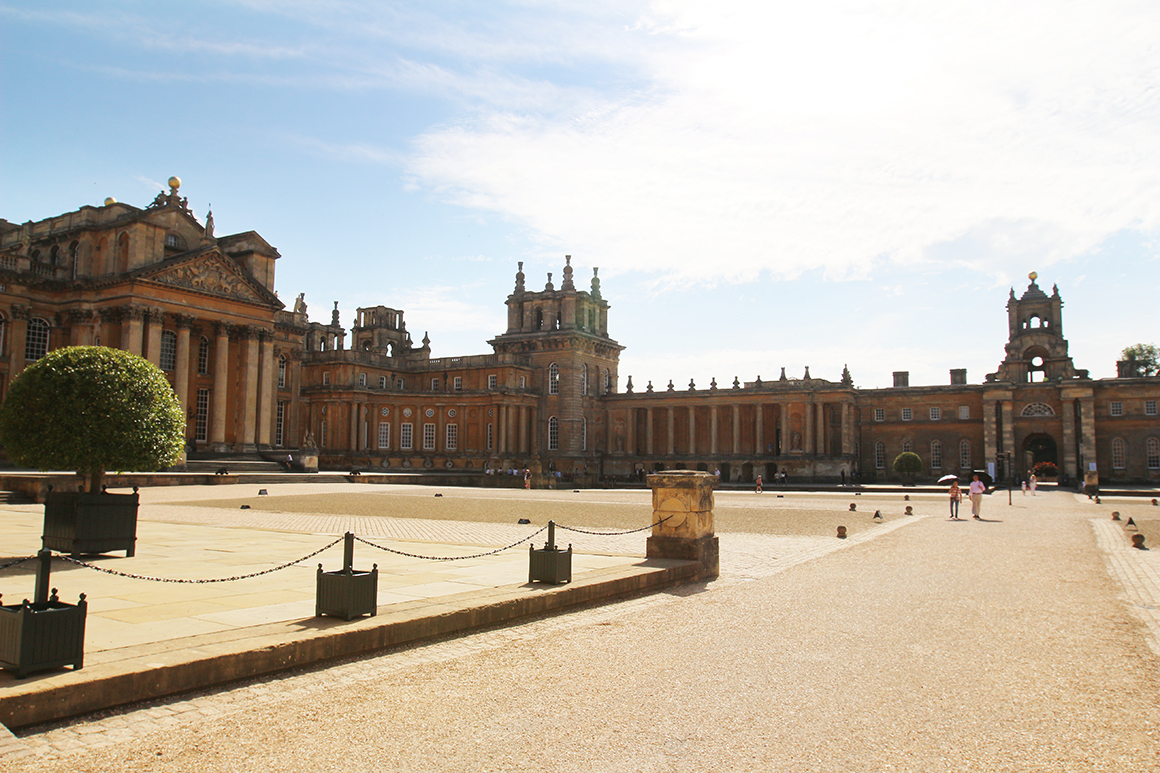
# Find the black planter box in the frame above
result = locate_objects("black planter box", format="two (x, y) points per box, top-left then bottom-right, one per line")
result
(0, 594), (87, 679)
(316, 566), (378, 620)
(43, 491), (139, 557)
(529, 545), (572, 584)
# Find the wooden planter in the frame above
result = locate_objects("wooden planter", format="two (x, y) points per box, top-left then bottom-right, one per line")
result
(0, 593), (87, 679)
(43, 491), (139, 557)
(529, 545), (572, 584)
(316, 566), (378, 620)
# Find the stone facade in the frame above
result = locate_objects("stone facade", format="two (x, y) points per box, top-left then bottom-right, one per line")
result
(2, 187), (1157, 485)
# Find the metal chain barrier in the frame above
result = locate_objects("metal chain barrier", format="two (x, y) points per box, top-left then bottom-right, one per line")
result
(354, 527), (548, 561)
(556, 513), (676, 536)
(0, 555), (36, 572)
(57, 536), (344, 583)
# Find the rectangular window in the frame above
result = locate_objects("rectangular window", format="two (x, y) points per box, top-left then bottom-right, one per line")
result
(400, 423), (413, 450)
(159, 331), (177, 372)
(320, 420), (328, 448)
(379, 376), (386, 389)
(488, 374), (497, 389)
(960, 440), (971, 469)
(929, 407), (941, 421)
(278, 357), (287, 389)
(901, 407), (913, 421)
(487, 422), (493, 450)
(378, 422), (390, 449)
(431, 378), (440, 391)
(1112, 439), (1126, 469)
(958, 405), (970, 420)
(874, 408), (884, 422)
(1146, 400), (1157, 416)
(453, 376), (462, 391)
(520, 376), (526, 389)
(198, 338), (209, 375)
(1147, 438), (1160, 469)
(446, 424), (458, 451)
(875, 443), (886, 469)
(195, 388), (209, 442)
(322, 372), (330, 386)
(902, 440), (912, 453)
(423, 423), (436, 450)
(396, 378), (405, 390)
(931, 441), (942, 469)
(1111, 401), (1123, 417)
(358, 373), (366, 387)
(275, 401), (285, 447)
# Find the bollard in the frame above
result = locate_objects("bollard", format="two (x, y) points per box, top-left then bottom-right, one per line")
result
(1132, 534), (1147, 549)
(1112, 511), (1121, 521)
(904, 494), (910, 501)
(904, 505), (913, 516)
(849, 503), (857, 512)
(33, 548), (51, 604)
(836, 526), (847, 539)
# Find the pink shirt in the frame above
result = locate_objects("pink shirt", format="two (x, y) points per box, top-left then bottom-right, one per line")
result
(969, 480), (986, 495)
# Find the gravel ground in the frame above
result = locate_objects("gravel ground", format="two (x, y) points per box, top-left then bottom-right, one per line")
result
(8, 489), (1160, 772)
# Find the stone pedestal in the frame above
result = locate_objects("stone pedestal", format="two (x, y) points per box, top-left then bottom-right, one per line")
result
(646, 470), (719, 579)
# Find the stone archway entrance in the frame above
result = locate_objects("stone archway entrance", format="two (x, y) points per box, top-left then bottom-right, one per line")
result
(1022, 433), (1058, 476)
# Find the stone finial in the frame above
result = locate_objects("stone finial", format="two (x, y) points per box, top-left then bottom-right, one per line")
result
(710, 377), (717, 390)
(591, 267), (601, 300)
(667, 380), (675, 391)
(545, 272), (554, 291)
(689, 379), (696, 390)
(803, 366), (811, 379)
(561, 255), (575, 290)
(779, 367), (787, 381)
(514, 261), (525, 293)
(646, 380), (654, 393)
(331, 301), (340, 326)
(733, 376), (740, 389)
(755, 375), (762, 387)
(626, 375), (634, 393)
(422, 332), (430, 346)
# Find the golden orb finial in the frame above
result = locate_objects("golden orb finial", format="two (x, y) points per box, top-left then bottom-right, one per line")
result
(1028, 271), (1038, 282)
(168, 176), (181, 191)
(104, 197), (116, 206)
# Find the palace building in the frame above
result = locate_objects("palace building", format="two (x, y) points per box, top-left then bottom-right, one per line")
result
(1, 182), (1157, 486)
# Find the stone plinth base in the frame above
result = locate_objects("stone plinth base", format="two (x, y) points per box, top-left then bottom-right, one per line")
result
(647, 534), (719, 579)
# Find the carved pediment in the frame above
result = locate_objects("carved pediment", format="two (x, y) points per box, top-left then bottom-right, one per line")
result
(146, 254), (266, 303)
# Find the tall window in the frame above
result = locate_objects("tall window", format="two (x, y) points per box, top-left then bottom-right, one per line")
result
(548, 363), (559, 395)
(931, 440), (942, 469)
(0, 314), (6, 356)
(581, 364), (588, 396)
(582, 417), (587, 451)
(278, 356), (287, 388)
(160, 330), (177, 371)
(423, 423), (436, 450)
(548, 416), (559, 451)
(901, 407), (913, 421)
(1146, 400), (1157, 416)
(195, 388), (209, 442)
(1112, 438), (1126, 469)
(379, 376), (386, 389)
(401, 422), (413, 450)
(358, 373), (366, 387)
(1110, 401), (1124, 417)
(874, 408), (884, 422)
(431, 377), (440, 391)
(446, 424), (458, 451)
(487, 422), (493, 451)
(959, 439), (971, 469)
(25, 318), (49, 361)
(874, 441), (886, 469)
(488, 374), (497, 389)
(453, 376), (462, 391)
(378, 422), (391, 449)
(958, 405), (970, 420)
(929, 407), (941, 421)
(198, 336), (210, 374)
(902, 440), (912, 453)
(322, 372), (330, 386)
(397, 378), (405, 390)
(275, 401), (285, 447)
(604, 371), (612, 394)
(1147, 437), (1159, 470)
(320, 420), (328, 448)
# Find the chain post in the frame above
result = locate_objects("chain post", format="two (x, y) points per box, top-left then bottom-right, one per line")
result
(343, 531), (355, 573)
(34, 548), (52, 604)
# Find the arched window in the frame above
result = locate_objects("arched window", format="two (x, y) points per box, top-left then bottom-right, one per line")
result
(198, 336), (210, 375)
(1147, 438), (1160, 470)
(1112, 438), (1126, 469)
(1021, 403), (1055, 417)
(902, 439), (912, 453)
(159, 330), (177, 371)
(931, 440), (942, 470)
(581, 364), (588, 396)
(49, 245), (60, 265)
(959, 439), (971, 469)
(548, 363), (559, 395)
(278, 355), (287, 388)
(548, 416), (559, 451)
(25, 318), (49, 361)
(605, 370), (612, 394)
(117, 233), (130, 272)
(874, 441), (886, 469)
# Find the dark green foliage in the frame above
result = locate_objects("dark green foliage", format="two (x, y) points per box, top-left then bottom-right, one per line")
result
(892, 451), (923, 476)
(1120, 343), (1159, 376)
(0, 347), (184, 488)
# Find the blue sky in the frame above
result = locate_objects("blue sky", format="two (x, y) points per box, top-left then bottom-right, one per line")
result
(2, 1), (1158, 389)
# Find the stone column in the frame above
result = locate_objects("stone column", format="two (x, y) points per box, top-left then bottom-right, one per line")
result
(210, 322), (231, 451)
(7, 305), (29, 378)
(710, 406), (718, 455)
(498, 404), (508, 454)
(627, 408), (636, 455)
(257, 331), (274, 448)
(645, 470), (719, 579)
(238, 327), (259, 451)
(841, 402), (854, 455)
(687, 406), (696, 456)
(731, 405), (740, 454)
(519, 405), (529, 454)
(817, 400), (826, 456)
(666, 407), (675, 456)
(123, 305), (145, 356)
(144, 308), (163, 365)
(646, 407), (654, 455)
(780, 403), (789, 455)
(1079, 395), (1097, 486)
(349, 401), (359, 451)
(804, 401), (814, 454)
(754, 404), (763, 455)
(68, 309), (94, 346)
(1000, 400), (1015, 465)
(1061, 397), (1077, 480)
(174, 315), (193, 417)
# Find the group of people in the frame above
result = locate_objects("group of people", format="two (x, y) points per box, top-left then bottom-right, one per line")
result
(948, 474), (988, 520)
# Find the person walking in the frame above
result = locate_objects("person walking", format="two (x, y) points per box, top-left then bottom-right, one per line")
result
(755, 475), (763, 494)
(949, 480), (963, 520)
(969, 474), (986, 519)
(1029, 473), (1037, 496)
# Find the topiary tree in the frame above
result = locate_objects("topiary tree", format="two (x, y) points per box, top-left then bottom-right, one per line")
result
(0, 346), (185, 492)
(892, 451), (923, 484)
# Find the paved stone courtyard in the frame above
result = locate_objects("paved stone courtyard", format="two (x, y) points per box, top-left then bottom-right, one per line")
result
(3, 484), (1159, 771)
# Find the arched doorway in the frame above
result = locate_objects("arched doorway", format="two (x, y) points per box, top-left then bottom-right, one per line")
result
(1022, 433), (1058, 476)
